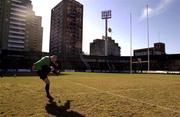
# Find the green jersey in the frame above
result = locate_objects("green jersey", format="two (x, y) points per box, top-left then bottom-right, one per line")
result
(34, 56), (51, 71)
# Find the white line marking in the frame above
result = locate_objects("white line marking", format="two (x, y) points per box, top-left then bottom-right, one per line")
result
(61, 89), (144, 96)
(109, 88), (144, 92)
(70, 81), (180, 114)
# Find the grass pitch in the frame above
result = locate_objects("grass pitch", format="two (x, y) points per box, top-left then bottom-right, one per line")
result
(0, 72), (180, 117)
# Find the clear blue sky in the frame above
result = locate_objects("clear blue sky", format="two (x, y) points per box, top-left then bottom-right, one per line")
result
(31, 0), (180, 56)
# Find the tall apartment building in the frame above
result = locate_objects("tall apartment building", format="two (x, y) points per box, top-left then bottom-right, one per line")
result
(27, 11), (43, 51)
(90, 36), (121, 56)
(0, 0), (43, 52)
(50, 0), (83, 56)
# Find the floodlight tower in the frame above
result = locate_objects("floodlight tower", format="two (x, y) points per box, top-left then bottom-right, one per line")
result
(101, 10), (112, 56)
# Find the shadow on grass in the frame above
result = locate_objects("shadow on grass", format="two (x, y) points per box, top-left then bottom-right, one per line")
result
(45, 100), (85, 117)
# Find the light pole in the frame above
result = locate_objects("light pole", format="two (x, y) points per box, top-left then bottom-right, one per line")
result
(102, 10), (111, 56)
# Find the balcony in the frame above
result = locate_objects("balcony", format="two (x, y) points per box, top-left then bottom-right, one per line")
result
(11, 7), (26, 13)
(8, 34), (25, 39)
(8, 44), (24, 49)
(11, 0), (22, 3)
(10, 12), (26, 18)
(9, 25), (26, 30)
(11, 3), (26, 9)
(10, 16), (26, 22)
(9, 30), (25, 35)
(10, 21), (26, 26)
(8, 39), (25, 44)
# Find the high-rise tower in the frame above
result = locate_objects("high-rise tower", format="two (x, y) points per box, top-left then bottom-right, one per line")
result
(0, 0), (43, 52)
(50, 0), (83, 56)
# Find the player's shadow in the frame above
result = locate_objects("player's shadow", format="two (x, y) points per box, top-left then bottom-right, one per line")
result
(45, 100), (85, 117)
